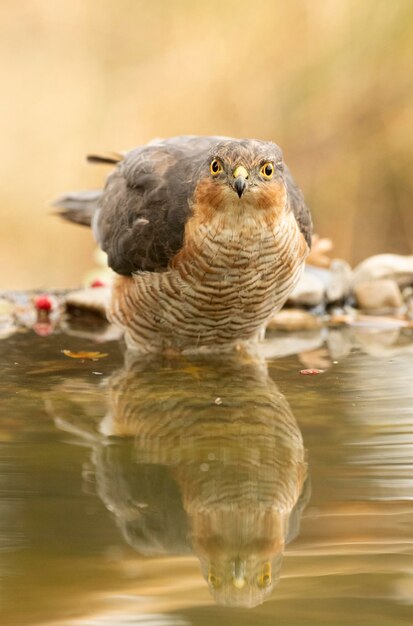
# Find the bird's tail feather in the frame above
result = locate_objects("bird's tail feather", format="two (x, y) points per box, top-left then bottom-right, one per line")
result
(53, 190), (102, 227)
(87, 151), (124, 165)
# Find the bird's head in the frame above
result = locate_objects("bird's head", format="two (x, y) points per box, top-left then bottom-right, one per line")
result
(192, 506), (288, 608)
(201, 553), (283, 608)
(194, 139), (287, 219)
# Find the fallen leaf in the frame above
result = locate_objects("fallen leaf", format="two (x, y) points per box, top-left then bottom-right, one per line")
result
(62, 350), (108, 360)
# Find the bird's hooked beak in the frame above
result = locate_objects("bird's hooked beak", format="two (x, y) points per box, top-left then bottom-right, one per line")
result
(232, 557), (247, 589)
(232, 165), (249, 198)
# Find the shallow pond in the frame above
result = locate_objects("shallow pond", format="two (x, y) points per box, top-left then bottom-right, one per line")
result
(1, 321), (413, 625)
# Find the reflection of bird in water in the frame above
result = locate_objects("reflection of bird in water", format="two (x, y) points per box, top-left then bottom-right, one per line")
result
(57, 136), (311, 353)
(50, 353), (309, 608)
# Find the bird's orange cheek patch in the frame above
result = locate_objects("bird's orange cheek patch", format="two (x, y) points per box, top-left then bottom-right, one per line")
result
(255, 182), (287, 212)
(193, 178), (227, 221)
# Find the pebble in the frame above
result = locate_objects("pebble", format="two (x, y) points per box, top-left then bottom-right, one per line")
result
(353, 254), (413, 287)
(267, 309), (322, 331)
(0, 298), (18, 340)
(354, 279), (404, 310)
(350, 314), (410, 328)
(325, 259), (353, 303)
(287, 270), (324, 307)
(327, 311), (356, 326)
(65, 287), (111, 319)
(287, 259), (353, 307)
(404, 287), (413, 320)
(0, 298), (15, 316)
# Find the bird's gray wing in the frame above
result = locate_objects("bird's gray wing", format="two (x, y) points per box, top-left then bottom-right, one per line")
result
(285, 166), (312, 249)
(95, 136), (224, 274)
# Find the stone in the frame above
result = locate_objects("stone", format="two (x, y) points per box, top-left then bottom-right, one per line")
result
(267, 309), (323, 331)
(288, 259), (353, 308)
(287, 270), (324, 307)
(60, 317), (122, 342)
(326, 259), (353, 303)
(65, 287), (111, 319)
(353, 279), (403, 310)
(0, 298), (15, 316)
(403, 287), (413, 320)
(352, 313), (409, 329)
(306, 235), (334, 268)
(353, 254), (413, 287)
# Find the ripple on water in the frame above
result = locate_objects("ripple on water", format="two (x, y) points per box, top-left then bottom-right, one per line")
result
(0, 327), (412, 625)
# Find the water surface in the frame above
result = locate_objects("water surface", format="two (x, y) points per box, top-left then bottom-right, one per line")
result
(0, 323), (412, 625)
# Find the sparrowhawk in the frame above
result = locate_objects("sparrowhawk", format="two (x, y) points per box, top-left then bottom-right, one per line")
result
(57, 136), (312, 352)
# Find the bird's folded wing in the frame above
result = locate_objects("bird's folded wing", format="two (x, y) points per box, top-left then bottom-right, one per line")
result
(95, 136), (221, 274)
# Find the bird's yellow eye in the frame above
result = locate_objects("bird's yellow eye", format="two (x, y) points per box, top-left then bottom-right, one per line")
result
(208, 572), (222, 588)
(257, 573), (272, 588)
(257, 562), (272, 588)
(260, 162), (274, 179)
(210, 159), (223, 176)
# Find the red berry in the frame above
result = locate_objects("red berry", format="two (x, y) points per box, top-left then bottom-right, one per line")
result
(34, 295), (53, 311)
(90, 280), (106, 288)
(300, 369), (324, 375)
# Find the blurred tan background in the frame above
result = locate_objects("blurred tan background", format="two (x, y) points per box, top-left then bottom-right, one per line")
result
(1, 0), (412, 290)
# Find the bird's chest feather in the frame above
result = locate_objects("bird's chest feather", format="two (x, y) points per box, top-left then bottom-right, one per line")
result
(170, 209), (305, 306)
(112, 208), (308, 349)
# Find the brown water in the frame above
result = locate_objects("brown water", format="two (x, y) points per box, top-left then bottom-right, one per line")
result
(1, 322), (413, 626)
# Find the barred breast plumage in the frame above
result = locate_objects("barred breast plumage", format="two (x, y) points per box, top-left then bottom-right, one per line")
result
(56, 136), (312, 352)
(110, 201), (308, 352)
